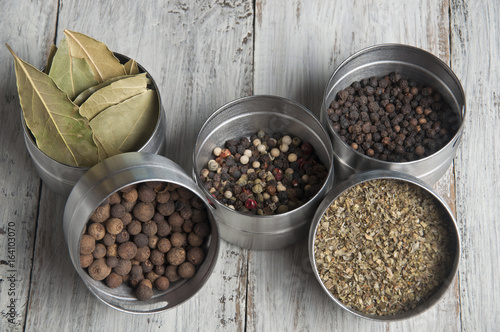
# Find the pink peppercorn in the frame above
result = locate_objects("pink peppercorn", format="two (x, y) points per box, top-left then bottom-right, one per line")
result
(245, 199), (257, 209)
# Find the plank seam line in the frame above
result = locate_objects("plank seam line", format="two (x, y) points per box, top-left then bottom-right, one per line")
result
(22, 180), (43, 332)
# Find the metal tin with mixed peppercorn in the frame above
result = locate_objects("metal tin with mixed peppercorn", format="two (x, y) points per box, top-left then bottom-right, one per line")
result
(22, 54), (166, 197)
(308, 170), (460, 321)
(320, 44), (466, 184)
(193, 95), (335, 250)
(63, 152), (220, 314)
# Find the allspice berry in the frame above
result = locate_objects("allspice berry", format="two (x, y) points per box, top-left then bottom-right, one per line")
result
(138, 185), (156, 203)
(110, 204), (126, 218)
(188, 232), (203, 247)
(90, 204), (110, 223)
(157, 238), (171, 253)
(106, 218), (124, 235)
(106, 256), (119, 269)
(92, 243), (107, 259)
(88, 258), (111, 281)
(170, 232), (186, 247)
(80, 234), (96, 255)
(133, 202), (155, 222)
(155, 276), (170, 291)
(127, 220), (142, 236)
(164, 265), (180, 282)
(156, 220), (172, 237)
(108, 192), (121, 205)
(122, 188), (138, 203)
(133, 233), (149, 248)
(87, 223), (106, 240)
(157, 200), (175, 217)
(178, 262), (196, 279)
(166, 247), (186, 265)
(80, 254), (93, 268)
(194, 222), (210, 238)
(113, 258), (132, 276)
(149, 249), (165, 266)
(134, 246), (151, 262)
(187, 247), (205, 265)
(117, 241), (138, 260)
(168, 212), (184, 232)
(115, 230), (130, 243)
(106, 272), (122, 289)
(136, 284), (153, 301)
(102, 233), (116, 246)
(142, 220), (158, 237)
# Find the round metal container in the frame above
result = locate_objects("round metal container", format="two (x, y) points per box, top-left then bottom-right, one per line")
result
(22, 53), (166, 197)
(320, 44), (466, 184)
(193, 95), (335, 250)
(308, 170), (460, 321)
(63, 152), (220, 314)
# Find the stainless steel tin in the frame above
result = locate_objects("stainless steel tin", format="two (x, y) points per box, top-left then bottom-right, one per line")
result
(193, 95), (335, 250)
(22, 53), (166, 197)
(308, 170), (460, 321)
(320, 44), (466, 184)
(63, 153), (220, 314)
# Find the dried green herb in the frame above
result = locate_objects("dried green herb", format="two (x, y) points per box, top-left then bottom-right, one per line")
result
(79, 73), (150, 121)
(8, 30), (159, 168)
(314, 179), (454, 316)
(63, 29), (126, 83)
(49, 38), (98, 100)
(7, 45), (98, 167)
(44, 44), (57, 74)
(90, 89), (158, 157)
(123, 59), (140, 75)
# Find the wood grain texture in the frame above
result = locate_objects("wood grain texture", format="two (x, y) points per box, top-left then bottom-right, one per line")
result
(0, 1), (58, 330)
(2, 0), (500, 330)
(249, 1), (460, 331)
(451, 0), (500, 330)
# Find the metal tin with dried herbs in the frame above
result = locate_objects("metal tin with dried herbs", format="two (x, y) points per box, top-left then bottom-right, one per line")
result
(308, 170), (460, 321)
(22, 53), (166, 197)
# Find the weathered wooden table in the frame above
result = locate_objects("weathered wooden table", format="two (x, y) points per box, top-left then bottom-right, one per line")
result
(1, 1), (498, 331)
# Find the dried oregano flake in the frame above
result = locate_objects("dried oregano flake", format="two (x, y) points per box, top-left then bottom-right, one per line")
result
(314, 179), (454, 316)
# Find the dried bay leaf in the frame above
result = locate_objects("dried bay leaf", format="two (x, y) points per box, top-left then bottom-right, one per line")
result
(79, 73), (150, 121)
(44, 44), (57, 74)
(73, 75), (134, 106)
(64, 29), (126, 83)
(49, 39), (98, 100)
(123, 59), (140, 75)
(7, 45), (98, 167)
(90, 89), (158, 157)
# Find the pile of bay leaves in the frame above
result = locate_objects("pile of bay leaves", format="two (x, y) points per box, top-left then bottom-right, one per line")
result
(7, 29), (159, 167)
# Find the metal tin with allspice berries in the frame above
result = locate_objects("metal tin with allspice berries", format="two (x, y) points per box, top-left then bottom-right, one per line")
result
(193, 95), (335, 250)
(308, 170), (460, 321)
(22, 53), (167, 197)
(320, 44), (466, 184)
(63, 152), (220, 314)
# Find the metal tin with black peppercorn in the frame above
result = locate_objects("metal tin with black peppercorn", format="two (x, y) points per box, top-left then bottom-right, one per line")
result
(63, 153), (220, 314)
(308, 170), (460, 321)
(22, 54), (167, 197)
(193, 95), (335, 250)
(320, 44), (466, 184)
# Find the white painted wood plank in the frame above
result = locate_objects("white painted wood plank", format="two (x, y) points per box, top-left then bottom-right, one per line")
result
(23, 0), (253, 331)
(0, 1), (58, 331)
(451, 0), (500, 330)
(249, 1), (460, 331)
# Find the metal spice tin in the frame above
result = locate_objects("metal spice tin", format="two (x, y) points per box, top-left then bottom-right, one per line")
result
(21, 54), (166, 197)
(63, 152), (220, 314)
(320, 44), (466, 184)
(193, 95), (335, 250)
(308, 170), (460, 321)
